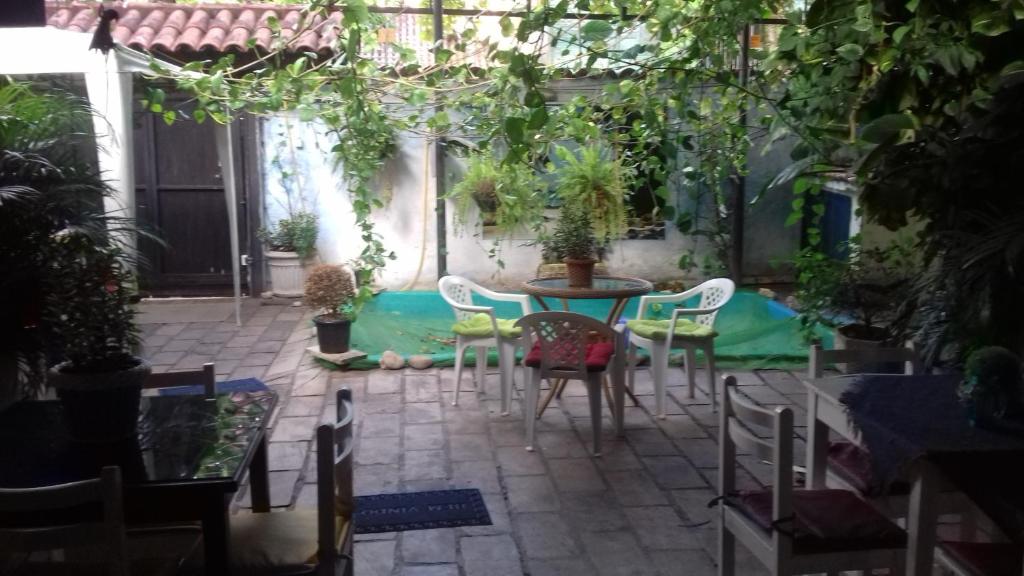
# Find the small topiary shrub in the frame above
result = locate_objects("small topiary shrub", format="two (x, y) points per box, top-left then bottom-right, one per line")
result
(304, 265), (356, 320)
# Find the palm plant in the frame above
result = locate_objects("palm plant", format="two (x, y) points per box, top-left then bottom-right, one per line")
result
(0, 81), (143, 397)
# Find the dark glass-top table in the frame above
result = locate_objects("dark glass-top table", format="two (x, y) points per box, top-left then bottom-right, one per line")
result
(0, 389), (277, 575)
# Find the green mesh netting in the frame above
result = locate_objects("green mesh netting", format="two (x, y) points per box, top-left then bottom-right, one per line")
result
(325, 289), (832, 370)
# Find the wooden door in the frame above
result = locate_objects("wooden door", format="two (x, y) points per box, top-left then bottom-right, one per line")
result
(134, 100), (251, 296)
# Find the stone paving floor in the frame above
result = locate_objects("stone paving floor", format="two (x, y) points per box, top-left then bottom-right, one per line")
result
(138, 299), (940, 576)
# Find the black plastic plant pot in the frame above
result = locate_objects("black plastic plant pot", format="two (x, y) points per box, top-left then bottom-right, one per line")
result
(314, 315), (352, 354)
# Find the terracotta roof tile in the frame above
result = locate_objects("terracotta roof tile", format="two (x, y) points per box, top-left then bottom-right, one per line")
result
(44, 2), (346, 57)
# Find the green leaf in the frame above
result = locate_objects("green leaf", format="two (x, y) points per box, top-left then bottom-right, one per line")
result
(852, 19), (873, 32)
(972, 11), (1010, 36)
(499, 15), (514, 37)
(527, 106), (549, 130)
(435, 48), (453, 64)
(860, 113), (917, 143)
(581, 20), (613, 42)
(892, 25), (911, 45)
(504, 117), (526, 146)
(906, 0), (920, 12)
(523, 90), (546, 108)
(162, 110), (176, 126)
(837, 43), (864, 61)
(192, 108), (206, 124)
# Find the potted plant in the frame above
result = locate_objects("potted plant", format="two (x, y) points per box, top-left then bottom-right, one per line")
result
(549, 204), (599, 287)
(1, 82), (150, 417)
(304, 264), (357, 353)
(259, 210), (318, 297)
(795, 237), (917, 372)
(554, 144), (629, 244)
(448, 151), (546, 233)
(45, 239), (147, 442)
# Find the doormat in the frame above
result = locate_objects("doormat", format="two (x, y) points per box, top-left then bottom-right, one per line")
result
(353, 489), (491, 534)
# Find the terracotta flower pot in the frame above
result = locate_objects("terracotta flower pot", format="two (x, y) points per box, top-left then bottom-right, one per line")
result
(564, 257), (598, 288)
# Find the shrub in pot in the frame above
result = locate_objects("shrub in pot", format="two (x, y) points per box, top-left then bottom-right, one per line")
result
(795, 238), (917, 372)
(305, 264), (357, 353)
(548, 204), (599, 287)
(46, 239), (147, 442)
(259, 211), (318, 297)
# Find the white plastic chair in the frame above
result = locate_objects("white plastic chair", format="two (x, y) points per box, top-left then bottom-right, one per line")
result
(438, 275), (532, 415)
(627, 278), (735, 418)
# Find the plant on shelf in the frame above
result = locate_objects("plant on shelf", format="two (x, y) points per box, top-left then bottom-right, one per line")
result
(546, 203), (599, 288)
(554, 144), (629, 245)
(304, 264), (357, 354)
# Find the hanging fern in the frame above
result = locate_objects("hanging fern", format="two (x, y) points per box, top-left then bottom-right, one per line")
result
(554, 145), (630, 244)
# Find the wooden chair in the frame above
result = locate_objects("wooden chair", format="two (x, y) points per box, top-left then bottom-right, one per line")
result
(515, 311), (626, 456)
(935, 541), (1023, 576)
(718, 374), (906, 576)
(807, 345), (974, 520)
(143, 362), (216, 397)
(0, 467), (197, 576)
(438, 275), (532, 414)
(626, 278), (735, 418)
(225, 388), (355, 576)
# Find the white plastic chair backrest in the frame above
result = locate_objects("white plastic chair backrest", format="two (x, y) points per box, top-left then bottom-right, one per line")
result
(692, 278), (735, 328)
(438, 275), (481, 322)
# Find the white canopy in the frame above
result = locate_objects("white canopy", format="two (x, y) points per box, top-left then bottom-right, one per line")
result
(0, 27), (243, 324)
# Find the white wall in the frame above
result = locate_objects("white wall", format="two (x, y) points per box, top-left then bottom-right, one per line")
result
(260, 105), (795, 291)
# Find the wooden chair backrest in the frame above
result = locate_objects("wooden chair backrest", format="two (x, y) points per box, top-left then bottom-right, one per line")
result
(143, 363), (216, 397)
(0, 466), (128, 576)
(719, 375), (794, 557)
(315, 387), (355, 575)
(514, 311), (618, 380)
(808, 344), (921, 378)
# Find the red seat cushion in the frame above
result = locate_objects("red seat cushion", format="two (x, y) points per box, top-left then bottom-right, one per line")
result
(828, 441), (910, 496)
(941, 541), (1023, 576)
(725, 489), (907, 555)
(523, 340), (614, 372)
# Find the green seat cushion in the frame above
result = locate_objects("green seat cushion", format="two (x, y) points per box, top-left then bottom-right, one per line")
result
(452, 313), (522, 338)
(626, 318), (715, 340)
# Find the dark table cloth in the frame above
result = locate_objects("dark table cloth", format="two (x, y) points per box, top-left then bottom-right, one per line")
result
(839, 374), (1024, 542)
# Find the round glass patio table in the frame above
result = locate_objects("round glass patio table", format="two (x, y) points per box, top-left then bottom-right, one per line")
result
(521, 276), (654, 325)
(521, 276), (653, 418)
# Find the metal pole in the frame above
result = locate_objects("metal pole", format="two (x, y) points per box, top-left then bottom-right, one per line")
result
(729, 24), (751, 284)
(432, 0), (448, 278)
